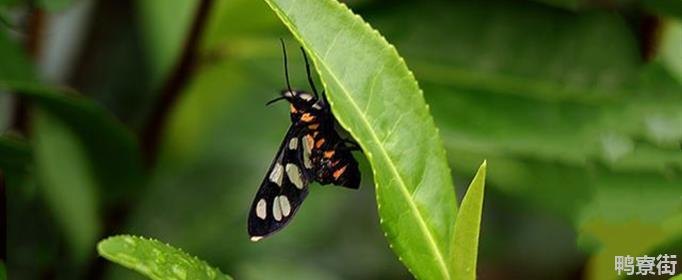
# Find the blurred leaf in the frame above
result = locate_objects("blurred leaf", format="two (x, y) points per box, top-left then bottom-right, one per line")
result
(2, 26), (145, 203)
(672, 275), (682, 280)
(579, 171), (682, 280)
(0, 261), (5, 280)
(98, 235), (232, 280)
(451, 161), (486, 280)
(659, 20), (682, 84)
(33, 108), (100, 262)
(135, 0), (199, 89)
(263, 0), (458, 279)
(425, 84), (682, 173)
(373, 0), (642, 103)
(1, 83), (145, 204)
(368, 0), (682, 170)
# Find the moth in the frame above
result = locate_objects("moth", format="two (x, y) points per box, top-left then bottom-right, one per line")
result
(248, 41), (361, 241)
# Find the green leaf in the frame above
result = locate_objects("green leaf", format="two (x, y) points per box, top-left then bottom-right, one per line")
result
(659, 20), (682, 84)
(262, 0), (458, 279)
(97, 235), (232, 280)
(368, 1), (681, 170)
(33, 108), (100, 262)
(671, 274), (682, 280)
(2, 82), (144, 261)
(451, 161), (486, 280)
(373, 1), (641, 103)
(1, 83), (145, 205)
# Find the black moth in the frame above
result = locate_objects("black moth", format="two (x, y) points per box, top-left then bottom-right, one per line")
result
(248, 41), (361, 241)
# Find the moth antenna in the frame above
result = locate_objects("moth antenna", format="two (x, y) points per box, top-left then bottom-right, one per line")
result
(280, 38), (292, 93)
(300, 47), (319, 99)
(266, 96), (287, 106)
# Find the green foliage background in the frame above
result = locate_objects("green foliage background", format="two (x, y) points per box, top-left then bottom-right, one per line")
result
(1, 0), (681, 279)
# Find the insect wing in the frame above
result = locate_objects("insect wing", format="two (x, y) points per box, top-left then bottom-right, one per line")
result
(248, 125), (311, 240)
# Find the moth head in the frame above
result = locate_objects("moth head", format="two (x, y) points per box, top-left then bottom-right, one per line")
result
(266, 90), (316, 112)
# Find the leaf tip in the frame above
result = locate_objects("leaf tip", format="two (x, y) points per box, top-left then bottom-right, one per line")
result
(477, 160), (487, 180)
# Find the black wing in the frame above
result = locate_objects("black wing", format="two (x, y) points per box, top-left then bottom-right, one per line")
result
(248, 124), (312, 241)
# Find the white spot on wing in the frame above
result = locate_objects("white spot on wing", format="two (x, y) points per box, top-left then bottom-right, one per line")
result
(286, 163), (304, 189)
(256, 199), (267, 220)
(269, 163), (284, 186)
(279, 195), (291, 217)
(288, 137), (298, 150)
(250, 236), (263, 242)
(303, 152), (312, 169)
(273, 196), (283, 221)
(302, 136), (313, 169)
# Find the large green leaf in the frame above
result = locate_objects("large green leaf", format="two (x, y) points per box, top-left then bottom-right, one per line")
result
(98, 235), (232, 280)
(1, 83), (146, 205)
(451, 161), (486, 280)
(32, 108), (100, 262)
(262, 0), (458, 279)
(372, 0), (642, 103)
(368, 0), (681, 169)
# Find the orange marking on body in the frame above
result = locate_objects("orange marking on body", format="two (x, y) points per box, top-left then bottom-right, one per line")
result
(308, 123), (319, 130)
(315, 138), (326, 148)
(290, 105), (297, 113)
(300, 113), (315, 122)
(323, 150), (335, 158)
(333, 165), (348, 179)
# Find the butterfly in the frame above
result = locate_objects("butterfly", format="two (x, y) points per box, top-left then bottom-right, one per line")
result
(248, 40), (361, 241)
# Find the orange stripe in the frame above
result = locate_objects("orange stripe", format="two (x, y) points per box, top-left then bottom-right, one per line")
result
(333, 165), (347, 179)
(301, 113), (315, 122)
(316, 138), (326, 148)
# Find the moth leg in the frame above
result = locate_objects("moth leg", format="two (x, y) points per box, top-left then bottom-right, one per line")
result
(341, 139), (361, 151)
